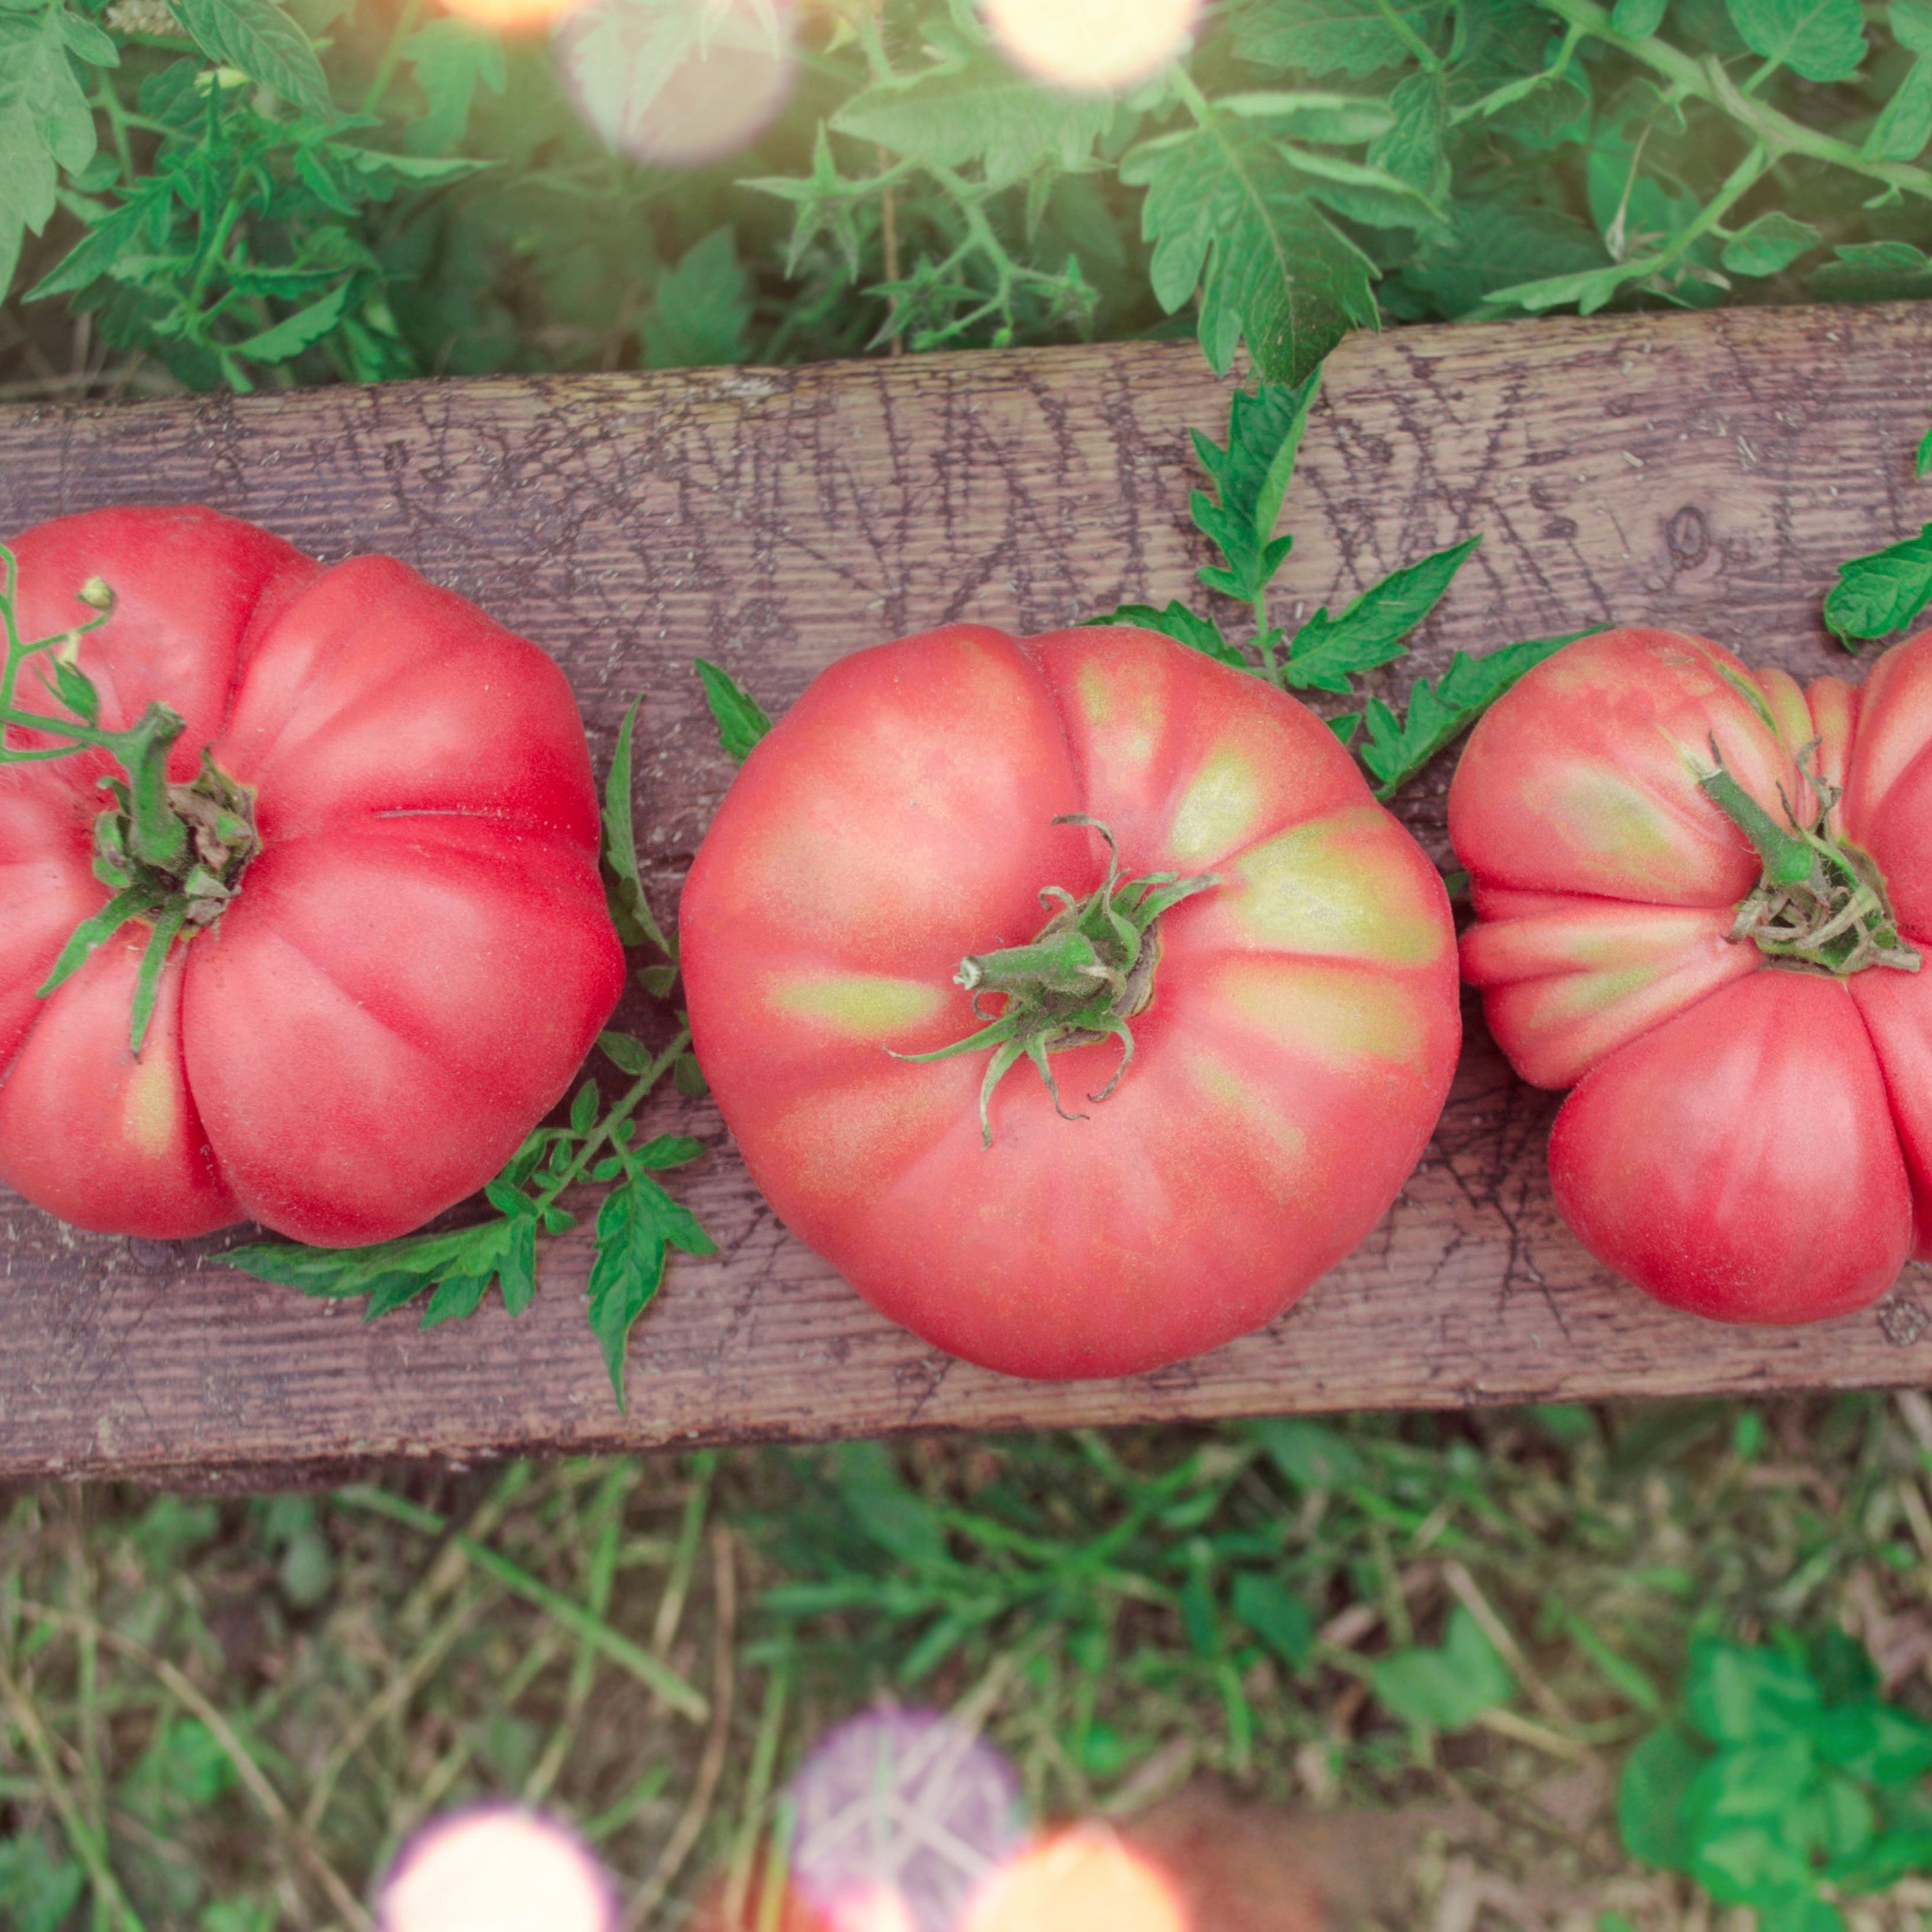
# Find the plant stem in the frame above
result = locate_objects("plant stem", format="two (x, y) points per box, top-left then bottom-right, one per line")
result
(1537, 0), (1932, 203)
(1370, 0), (1443, 73)
(360, 0), (423, 117)
(534, 1024), (692, 1210)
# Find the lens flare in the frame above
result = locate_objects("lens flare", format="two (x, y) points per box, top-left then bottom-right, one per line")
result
(377, 1807), (615, 1932)
(558, 0), (797, 168)
(788, 1710), (1028, 1932)
(979, 0), (1200, 94)
(960, 1828), (1190, 1932)
(435, 0), (586, 35)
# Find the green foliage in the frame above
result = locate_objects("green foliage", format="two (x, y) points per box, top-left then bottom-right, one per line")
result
(12, 0), (1932, 389)
(0, 1835), (85, 1932)
(1617, 1631), (1932, 1925)
(1825, 519), (1932, 644)
(1370, 1604), (1517, 1730)
(1095, 375), (1568, 796)
(695, 657), (774, 764)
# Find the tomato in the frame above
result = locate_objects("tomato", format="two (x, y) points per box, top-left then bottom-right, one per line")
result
(1451, 625), (1932, 1323)
(0, 505), (624, 1246)
(678, 623), (1460, 1380)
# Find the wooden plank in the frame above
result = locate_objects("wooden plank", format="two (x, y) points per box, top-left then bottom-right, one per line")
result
(4, 301), (1932, 1484)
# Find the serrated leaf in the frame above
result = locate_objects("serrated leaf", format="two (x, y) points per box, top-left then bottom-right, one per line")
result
(639, 962), (680, 998)
(171, 0), (332, 115)
(1402, 198), (1609, 318)
(1721, 212), (1821, 277)
(1357, 629), (1592, 794)
(832, 56), (1113, 190)
(586, 1173), (716, 1405)
(643, 227), (752, 370)
(695, 658), (772, 763)
(1088, 600), (1248, 667)
(1234, 0), (1444, 77)
(1285, 535), (1480, 693)
(230, 279), (351, 362)
(602, 697), (671, 955)
(570, 1078), (601, 1134)
(633, 1133), (705, 1168)
(220, 1214), (526, 1324)
(1122, 116), (1378, 384)
(1824, 521), (1932, 642)
(58, 8), (118, 66)
(420, 1270), (491, 1328)
(1187, 372), (1321, 605)
(1725, 0), (1866, 79)
(0, 5), (102, 257)
(1368, 71), (1446, 198)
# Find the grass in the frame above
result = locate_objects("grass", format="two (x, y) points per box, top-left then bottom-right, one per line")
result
(4, 1397), (1932, 1928)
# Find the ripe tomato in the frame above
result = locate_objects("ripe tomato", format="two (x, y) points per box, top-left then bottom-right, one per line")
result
(1451, 626), (1932, 1323)
(679, 623), (1460, 1379)
(0, 506), (624, 1246)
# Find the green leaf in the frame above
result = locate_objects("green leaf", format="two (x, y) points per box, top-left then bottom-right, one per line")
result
(1122, 117), (1378, 384)
(1230, 1572), (1314, 1669)
(0, 3), (103, 286)
(586, 1173), (715, 1405)
(0, 1835), (85, 1932)
(1896, 0), (1932, 51)
(1284, 535), (1480, 694)
(1089, 601), (1249, 668)
(1808, 1699), (1932, 1785)
(1688, 1638), (1823, 1746)
(570, 1077), (600, 1135)
(400, 18), (506, 155)
(170, 0), (333, 116)
(695, 658), (773, 764)
(1233, 0), (1444, 77)
(1918, 421), (1932, 478)
(1189, 372), (1321, 605)
(1618, 1724), (1708, 1869)
(1355, 629), (1590, 795)
(218, 1215), (527, 1324)
(831, 55), (1114, 190)
(1865, 54), (1932, 160)
(1403, 198), (1610, 319)
(1249, 1416), (1366, 1489)
(1372, 1606), (1516, 1731)
(643, 227), (753, 370)
(601, 697), (671, 955)
(1823, 521), (1932, 643)
(599, 1030), (653, 1076)
(230, 280), (352, 363)
(1725, 0), (1866, 79)
(1721, 212), (1822, 278)
(1214, 90), (1397, 143)
(1367, 71), (1447, 198)
(1810, 239), (1932, 303)
(34, 883), (163, 1001)
(1610, 0), (1670, 31)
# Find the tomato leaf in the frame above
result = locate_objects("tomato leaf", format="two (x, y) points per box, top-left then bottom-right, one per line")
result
(695, 659), (773, 764)
(586, 1165), (716, 1406)
(1087, 600), (1249, 667)
(169, 0), (333, 119)
(1823, 521), (1932, 645)
(599, 1029), (653, 1076)
(602, 695), (673, 958)
(1190, 371), (1322, 605)
(1371, 1605), (1516, 1731)
(34, 883), (163, 1000)
(1284, 535), (1481, 693)
(1356, 629), (1595, 796)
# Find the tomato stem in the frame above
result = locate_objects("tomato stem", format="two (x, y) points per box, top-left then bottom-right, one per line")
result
(1, 549), (261, 1051)
(890, 814), (1219, 1147)
(1697, 737), (1922, 977)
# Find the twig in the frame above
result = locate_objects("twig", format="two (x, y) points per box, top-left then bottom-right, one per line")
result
(1441, 1561), (1583, 1734)
(624, 1526), (738, 1931)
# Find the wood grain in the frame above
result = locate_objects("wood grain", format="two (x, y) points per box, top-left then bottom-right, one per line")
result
(4, 302), (1932, 1484)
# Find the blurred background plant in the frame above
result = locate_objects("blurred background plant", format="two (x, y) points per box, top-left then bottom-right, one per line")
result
(5, 0), (1932, 399)
(7, 1399), (1932, 1926)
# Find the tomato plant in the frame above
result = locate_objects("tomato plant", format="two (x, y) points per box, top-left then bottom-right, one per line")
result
(0, 504), (625, 1246)
(679, 622), (1461, 1381)
(1451, 626), (1932, 1324)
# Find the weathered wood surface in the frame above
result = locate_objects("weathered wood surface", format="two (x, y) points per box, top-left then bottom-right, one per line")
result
(4, 301), (1932, 1485)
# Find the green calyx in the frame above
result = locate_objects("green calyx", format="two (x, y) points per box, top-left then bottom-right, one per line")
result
(891, 814), (1219, 1147)
(2, 553), (259, 1054)
(1697, 737), (1920, 978)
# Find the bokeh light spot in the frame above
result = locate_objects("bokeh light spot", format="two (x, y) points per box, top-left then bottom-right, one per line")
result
(558, 0), (797, 168)
(377, 1807), (614, 1932)
(435, 0), (586, 36)
(960, 1827), (1190, 1932)
(979, 0), (1200, 95)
